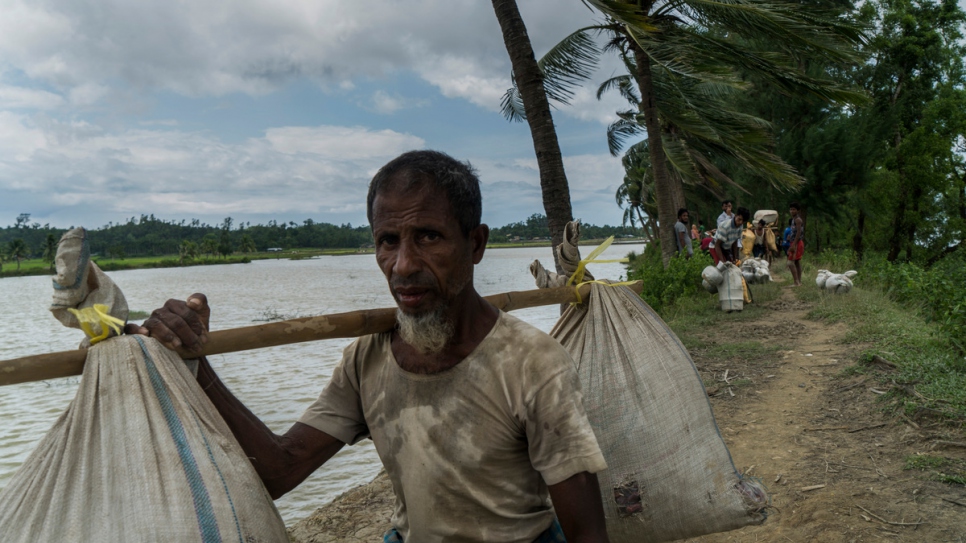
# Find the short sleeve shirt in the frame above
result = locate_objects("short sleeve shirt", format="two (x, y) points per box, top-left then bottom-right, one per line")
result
(715, 218), (743, 249)
(674, 221), (693, 255)
(299, 312), (606, 543)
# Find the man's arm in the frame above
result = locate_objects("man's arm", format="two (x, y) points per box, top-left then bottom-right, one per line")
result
(131, 294), (345, 498)
(677, 229), (689, 257)
(196, 358), (345, 498)
(549, 471), (609, 543)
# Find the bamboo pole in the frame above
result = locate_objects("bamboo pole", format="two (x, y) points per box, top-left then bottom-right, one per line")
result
(0, 281), (642, 387)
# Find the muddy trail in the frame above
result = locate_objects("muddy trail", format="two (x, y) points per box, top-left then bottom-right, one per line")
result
(686, 287), (966, 543)
(289, 286), (966, 543)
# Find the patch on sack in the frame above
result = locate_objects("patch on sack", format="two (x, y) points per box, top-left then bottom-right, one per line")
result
(614, 479), (643, 516)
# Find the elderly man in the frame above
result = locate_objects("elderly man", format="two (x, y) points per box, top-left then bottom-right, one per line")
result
(713, 206), (750, 264)
(132, 150), (610, 543)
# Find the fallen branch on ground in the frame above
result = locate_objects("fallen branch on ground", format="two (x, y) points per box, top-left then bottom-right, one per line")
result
(849, 423), (887, 433)
(855, 505), (925, 527)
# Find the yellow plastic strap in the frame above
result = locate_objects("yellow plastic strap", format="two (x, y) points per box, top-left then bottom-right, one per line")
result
(67, 304), (126, 345)
(570, 279), (638, 306)
(566, 236), (629, 287)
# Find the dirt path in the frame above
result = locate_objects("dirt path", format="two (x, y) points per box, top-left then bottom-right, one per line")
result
(290, 286), (966, 542)
(687, 287), (966, 543)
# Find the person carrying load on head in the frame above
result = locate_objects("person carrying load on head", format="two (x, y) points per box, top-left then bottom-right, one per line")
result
(132, 150), (610, 543)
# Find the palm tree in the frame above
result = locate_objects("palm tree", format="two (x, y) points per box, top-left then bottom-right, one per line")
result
(616, 144), (659, 241)
(505, 0), (866, 264)
(239, 234), (257, 254)
(7, 239), (28, 271)
(42, 233), (57, 272)
(178, 240), (199, 265)
(490, 0), (574, 273)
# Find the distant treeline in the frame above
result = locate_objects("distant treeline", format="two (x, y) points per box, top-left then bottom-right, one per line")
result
(489, 213), (638, 241)
(0, 213), (637, 259)
(0, 214), (372, 259)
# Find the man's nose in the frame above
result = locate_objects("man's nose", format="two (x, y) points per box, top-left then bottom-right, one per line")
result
(393, 238), (421, 277)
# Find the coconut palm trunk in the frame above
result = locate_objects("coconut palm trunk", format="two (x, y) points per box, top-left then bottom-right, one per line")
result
(491, 0), (574, 273)
(631, 42), (679, 265)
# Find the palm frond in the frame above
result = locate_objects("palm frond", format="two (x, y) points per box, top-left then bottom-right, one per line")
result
(500, 85), (527, 122)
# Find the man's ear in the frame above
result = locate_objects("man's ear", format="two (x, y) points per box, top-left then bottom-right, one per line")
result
(470, 224), (489, 264)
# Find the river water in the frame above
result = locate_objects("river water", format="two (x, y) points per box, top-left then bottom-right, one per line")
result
(0, 243), (642, 524)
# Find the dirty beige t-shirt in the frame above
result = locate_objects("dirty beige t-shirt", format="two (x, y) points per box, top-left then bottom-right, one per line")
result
(299, 312), (606, 542)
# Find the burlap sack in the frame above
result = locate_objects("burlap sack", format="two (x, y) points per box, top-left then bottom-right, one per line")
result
(1, 226), (287, 542)
(549, 283), (767, 541)
(533, 226), (767, 541)
(49, 227), (128, 336)
(0, 335), (289, 542)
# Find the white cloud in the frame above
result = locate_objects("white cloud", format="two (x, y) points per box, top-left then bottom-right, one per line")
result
(0, 85), (63, 110)
(474, 152), (627, 227)
(0, 120), (424, 226)
(366, 90), (428, 115)
(0, 0), (607, 116)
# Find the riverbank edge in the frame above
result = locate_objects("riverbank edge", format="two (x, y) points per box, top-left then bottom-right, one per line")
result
(0, 238), (647, 279)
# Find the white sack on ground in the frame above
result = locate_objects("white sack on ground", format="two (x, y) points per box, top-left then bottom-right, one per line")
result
(719, 263), (745, 312)
(816, 269), (857, 294)
(740, 258), (771, 284)
(549, 282), (767, 541)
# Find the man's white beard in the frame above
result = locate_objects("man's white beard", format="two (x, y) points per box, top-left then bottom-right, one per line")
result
(396, 308), (454, 355)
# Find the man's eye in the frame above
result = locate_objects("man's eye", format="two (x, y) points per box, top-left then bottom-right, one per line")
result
(422, 232), (440, 242)
(379, 236), (398, 246)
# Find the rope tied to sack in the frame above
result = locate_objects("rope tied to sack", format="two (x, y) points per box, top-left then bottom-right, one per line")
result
(564, 236), (635, 305)
(67, 304), (125, 345)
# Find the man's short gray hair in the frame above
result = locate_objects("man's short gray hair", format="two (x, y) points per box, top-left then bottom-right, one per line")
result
(367, 150), (482, 236)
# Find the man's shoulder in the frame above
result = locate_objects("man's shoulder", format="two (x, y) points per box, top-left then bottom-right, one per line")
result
(341, 332), (392, 369)
(487, 313), (571, 366)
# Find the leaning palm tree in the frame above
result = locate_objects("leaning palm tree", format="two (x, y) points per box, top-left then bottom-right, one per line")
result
(504, 0), (866, 264)
(490, 0), (574, 273)
(616, 144), (660, 241)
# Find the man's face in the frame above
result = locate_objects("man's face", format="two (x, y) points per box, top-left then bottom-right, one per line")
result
(371, 179), (485, 317)
(722, 202), (732, 214)
(734, 215), (745, 227)
(790, 207), (799, 217)
(680, 212), (689, 223)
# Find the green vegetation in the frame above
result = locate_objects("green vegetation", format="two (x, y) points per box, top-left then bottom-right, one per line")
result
(794, 250), (966, 421)
(904, 454), (966, 485)
(489, 213), (637, 242)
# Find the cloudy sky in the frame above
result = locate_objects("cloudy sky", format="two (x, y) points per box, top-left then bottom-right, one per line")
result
(0, 0), (636, 231)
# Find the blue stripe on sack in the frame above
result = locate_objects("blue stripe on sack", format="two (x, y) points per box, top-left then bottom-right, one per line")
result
(134, 336), (222, 542)
(190, 410), (244, 542)
(52, 229), (91, 291)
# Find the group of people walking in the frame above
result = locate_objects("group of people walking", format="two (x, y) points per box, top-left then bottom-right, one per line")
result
(675, 200), (806, 287)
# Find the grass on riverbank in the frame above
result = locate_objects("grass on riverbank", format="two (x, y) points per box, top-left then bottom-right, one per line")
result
(0, 247), (380, 278)
(791, 253), (966, 422)
(628, 244), (966, 423)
